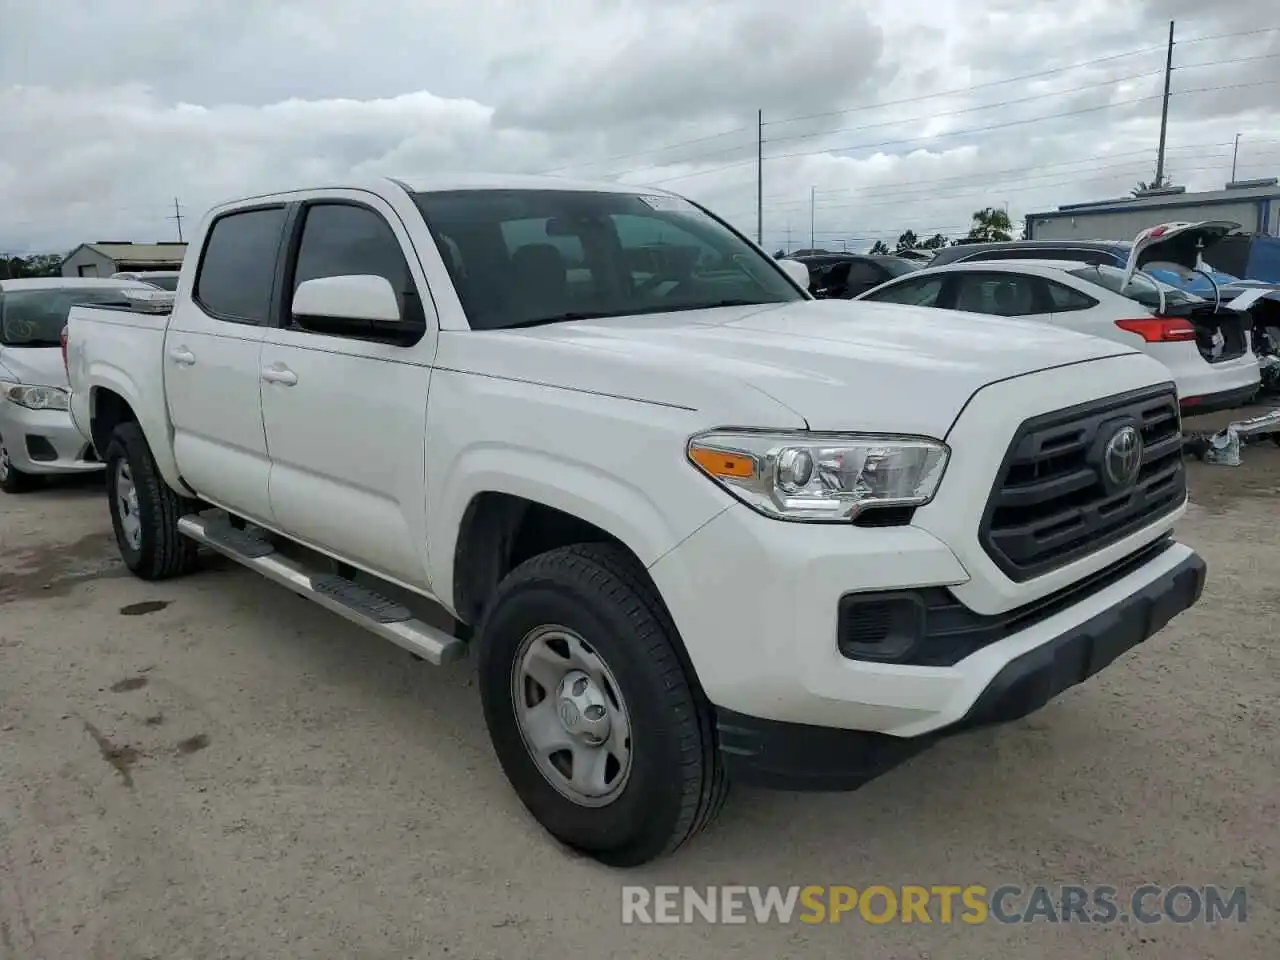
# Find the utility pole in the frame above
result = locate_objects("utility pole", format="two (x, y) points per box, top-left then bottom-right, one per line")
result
(1154, 20), (1175, 186)
(809, 186), (815, 251)
(756, 109), (763, 245)
(1231, 132), (1242, 181)
(169, 197), (185, 242)
(785, 222), (792, 254)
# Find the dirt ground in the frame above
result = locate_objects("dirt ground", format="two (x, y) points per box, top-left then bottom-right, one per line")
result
(1, 426), (1277, 959)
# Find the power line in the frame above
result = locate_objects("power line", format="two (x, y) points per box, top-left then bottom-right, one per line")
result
(760, 46), (1168, 130)
(645, 79), (1280, 185)
(547, 27), (1280, 176)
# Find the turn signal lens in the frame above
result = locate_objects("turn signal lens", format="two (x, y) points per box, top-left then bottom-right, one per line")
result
(1114, 316), (1198, 343)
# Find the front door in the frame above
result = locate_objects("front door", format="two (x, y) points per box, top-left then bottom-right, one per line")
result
(259, 193), (438, 589)
(165, 204), (288, 522)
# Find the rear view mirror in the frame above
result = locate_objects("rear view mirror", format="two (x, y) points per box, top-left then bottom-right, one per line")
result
(292, 275), (402, 323)
(776, 257), (811, 291)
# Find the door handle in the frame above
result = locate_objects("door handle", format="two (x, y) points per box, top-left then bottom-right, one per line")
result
(261, 365), (298, 386)
(168, 347), (196, 366)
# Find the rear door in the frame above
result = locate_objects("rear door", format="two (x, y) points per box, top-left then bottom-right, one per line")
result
(164, 205), (288, 521)
(259, 192), (439, 589)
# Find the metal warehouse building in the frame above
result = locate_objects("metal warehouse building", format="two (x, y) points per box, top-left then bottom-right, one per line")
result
(1025, 178), (1280, 242)
(60, 241), (187, 278)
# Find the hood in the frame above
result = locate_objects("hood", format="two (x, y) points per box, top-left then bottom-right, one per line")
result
(1121, 220), (1241, 290)
(443, 300), (1137, 437)
(0, 343), (67, 387)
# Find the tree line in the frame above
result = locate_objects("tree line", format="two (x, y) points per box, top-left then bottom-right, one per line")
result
(0, 254), (62, 279)
(803, 206), (1017, 257)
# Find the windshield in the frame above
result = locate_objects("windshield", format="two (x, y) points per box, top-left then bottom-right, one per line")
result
(411, 189), (803, 330)
(1066, 265), (1202, 312)
(0, 287), (137, 346)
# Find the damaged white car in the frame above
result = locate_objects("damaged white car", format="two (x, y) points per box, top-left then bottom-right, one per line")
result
(859, 221), (1268, 415)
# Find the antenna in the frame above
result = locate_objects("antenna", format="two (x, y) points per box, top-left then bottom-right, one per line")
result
(168, 198), (185, 242)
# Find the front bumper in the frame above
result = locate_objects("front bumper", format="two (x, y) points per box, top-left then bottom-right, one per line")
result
(716, 547), (1206, 790)
(0, 400), (104, 475)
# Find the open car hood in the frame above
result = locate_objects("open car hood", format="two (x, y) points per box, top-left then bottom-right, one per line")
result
(1120, 220), (1241, 290)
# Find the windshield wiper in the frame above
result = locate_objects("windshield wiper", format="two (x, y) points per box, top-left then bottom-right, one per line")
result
(502, 312), (613, 330)
(500, 299), (789, 330)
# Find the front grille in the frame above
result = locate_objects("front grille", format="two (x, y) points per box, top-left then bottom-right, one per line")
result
(980, 384), (1185, 582)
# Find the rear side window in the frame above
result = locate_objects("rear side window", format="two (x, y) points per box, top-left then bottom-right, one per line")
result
(863, 277), (944, 307)
(952, 272), (1041, 316)
(1046, 282), (1097, 311)
(194, 207), (287, 324)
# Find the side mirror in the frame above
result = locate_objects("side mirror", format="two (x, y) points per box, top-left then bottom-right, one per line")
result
(292, 275), (402, 323)
(776, 258), (811, 291)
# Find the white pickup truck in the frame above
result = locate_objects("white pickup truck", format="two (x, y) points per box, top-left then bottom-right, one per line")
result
(66, 175), (1206, 866)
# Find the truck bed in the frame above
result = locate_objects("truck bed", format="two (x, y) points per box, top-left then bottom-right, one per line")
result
(65, 304), (172, 457)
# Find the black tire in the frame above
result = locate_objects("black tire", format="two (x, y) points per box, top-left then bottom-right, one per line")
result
(104, 421), (201, 580)
(477, 543), (728, 867)
(0, 435), (41, 494)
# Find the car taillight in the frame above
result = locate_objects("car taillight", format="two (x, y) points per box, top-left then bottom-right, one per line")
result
(1114, 316), (1198, 343)
(60, 325), (70, 377)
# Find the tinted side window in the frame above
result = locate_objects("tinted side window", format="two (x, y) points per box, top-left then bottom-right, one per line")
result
(847, 261), (885, 286)
(864, 277), (944, 307)
(194, 207), (287, 324)
(289, 203), (422, 343)
(1046, 281), (1097, 312)
(293, 203), (410, 298)
(952, 272), (1040, 316)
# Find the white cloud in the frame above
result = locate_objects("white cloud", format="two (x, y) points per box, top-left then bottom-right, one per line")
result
(2, 0), (1278, 254)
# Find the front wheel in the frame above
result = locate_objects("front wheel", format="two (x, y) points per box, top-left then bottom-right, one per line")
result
(477, 543), (728, 867)
(0, 435), (40, 494)
(104, 421), (201, 580)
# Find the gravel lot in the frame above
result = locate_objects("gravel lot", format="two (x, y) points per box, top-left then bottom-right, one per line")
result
(2, 427), (1277, 959)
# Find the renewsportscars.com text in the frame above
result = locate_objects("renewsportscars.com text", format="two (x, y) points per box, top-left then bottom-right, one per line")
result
(621, 884), (1248, 925)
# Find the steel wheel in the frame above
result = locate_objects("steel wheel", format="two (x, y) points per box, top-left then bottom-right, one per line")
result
(114, 459), (143, 550)
(511, 624), (632, 808)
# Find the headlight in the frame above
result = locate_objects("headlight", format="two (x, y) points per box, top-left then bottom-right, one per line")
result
(687, 430), (949, 522)
(0, 382), (70, 411)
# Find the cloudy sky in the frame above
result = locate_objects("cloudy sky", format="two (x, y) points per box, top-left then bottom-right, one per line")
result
(2, 0), (1278, 255)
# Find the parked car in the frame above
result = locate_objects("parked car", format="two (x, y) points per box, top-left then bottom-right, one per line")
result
(922, 223), (1280, 398)
(0, 277), (155, 492)
(790, 253), (921, 298)
(855, 257), (1260, 415)
(111, 270), (181, 291)
(924, 225), (1276, 302)
(66, 175), (1205, 866)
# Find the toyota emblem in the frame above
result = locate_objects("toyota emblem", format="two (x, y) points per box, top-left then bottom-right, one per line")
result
(1102, 425), (1143, 489)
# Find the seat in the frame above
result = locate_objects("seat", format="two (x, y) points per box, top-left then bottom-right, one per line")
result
(510, 244), (569, 319)
(993, 282), (1019, 315)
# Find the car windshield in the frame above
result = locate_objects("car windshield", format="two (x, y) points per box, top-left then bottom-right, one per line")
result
(0, 287), (137, 346)
(411, 189), (803, 330)
(1066, 265), (1202, 311)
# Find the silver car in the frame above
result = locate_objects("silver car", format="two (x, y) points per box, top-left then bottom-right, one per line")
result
(0, 278), (151, 492)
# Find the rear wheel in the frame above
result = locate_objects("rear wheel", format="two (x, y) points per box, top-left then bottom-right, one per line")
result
(0, 435), (40, 494)
(477, 543), (728, 867)
(104, 422), (201, 579)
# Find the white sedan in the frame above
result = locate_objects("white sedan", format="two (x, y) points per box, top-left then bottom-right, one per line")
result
(855, 258), (1260, 415)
